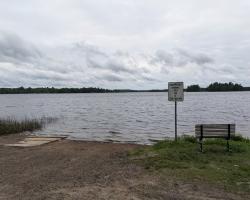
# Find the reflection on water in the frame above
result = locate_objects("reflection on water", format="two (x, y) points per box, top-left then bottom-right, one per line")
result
(0, 92), (249, 144)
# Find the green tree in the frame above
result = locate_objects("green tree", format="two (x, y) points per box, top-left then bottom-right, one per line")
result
(186, 84), (201, 92)
(207, 82), (243, 91)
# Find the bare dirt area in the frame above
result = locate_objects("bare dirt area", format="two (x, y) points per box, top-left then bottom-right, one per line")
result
(0, 134), (248, 200)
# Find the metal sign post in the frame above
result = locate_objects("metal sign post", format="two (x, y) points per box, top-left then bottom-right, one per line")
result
(168, 82), (184, 141)
(175, 100), (177, 141)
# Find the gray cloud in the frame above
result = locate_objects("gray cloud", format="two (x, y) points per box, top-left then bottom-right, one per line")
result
(1, 0), (250, 88)
(0, 32), (248, 89)
(151, 50), (174, 66)
(0, 32), (42, 64)
(106, 60), (135, 73)
(140, 75), (159, 82)
(177, 49), (213, 65)
(151, 49), (213, 69)
(100, 74), (124, 82)
(0, 32), (155, 88)
(84, 49), (136, 74)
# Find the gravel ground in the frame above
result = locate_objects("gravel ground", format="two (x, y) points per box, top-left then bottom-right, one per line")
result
(0, 133), (248, 200)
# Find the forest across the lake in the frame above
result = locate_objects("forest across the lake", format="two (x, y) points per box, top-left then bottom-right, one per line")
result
(0, 82), (249, 94)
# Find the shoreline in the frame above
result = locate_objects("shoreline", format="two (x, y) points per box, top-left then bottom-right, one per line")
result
(0, 132), (145, 147)
(0, 133), (249, 200)
(1, 90), (250, 95)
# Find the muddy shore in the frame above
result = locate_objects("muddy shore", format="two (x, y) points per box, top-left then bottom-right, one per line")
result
(0, 133), (248, 200)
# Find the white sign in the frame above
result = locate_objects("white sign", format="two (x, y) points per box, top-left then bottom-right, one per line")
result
(168, 82), (184, 101)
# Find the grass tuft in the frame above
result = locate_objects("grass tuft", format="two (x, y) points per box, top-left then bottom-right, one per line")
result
(0, 117), (56, 135)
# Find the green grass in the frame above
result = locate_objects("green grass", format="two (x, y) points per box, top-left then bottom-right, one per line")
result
(130, 135), (250, 193)
(0, 117), (55, 135)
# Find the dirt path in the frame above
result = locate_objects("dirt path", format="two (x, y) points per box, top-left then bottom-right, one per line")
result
(0, 134), (248, 200)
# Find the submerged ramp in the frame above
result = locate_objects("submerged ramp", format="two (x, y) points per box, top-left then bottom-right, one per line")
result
(5, 136), (67, 147)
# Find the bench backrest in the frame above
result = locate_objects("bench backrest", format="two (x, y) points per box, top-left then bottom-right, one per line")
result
(195, 124), (235, 138)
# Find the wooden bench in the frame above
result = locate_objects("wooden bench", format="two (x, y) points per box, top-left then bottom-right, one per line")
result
(195, 124), (235, 152)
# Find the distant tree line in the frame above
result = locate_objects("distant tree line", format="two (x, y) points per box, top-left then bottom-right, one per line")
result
(0, 87), (113, 94)
(0, 87), (168, 94)
(186, 82), (247, 92)
(0, 82), (249, 94)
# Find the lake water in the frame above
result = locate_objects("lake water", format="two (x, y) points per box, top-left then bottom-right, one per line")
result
(0, 92), (249, 144)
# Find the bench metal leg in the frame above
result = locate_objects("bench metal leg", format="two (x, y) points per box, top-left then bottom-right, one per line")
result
(199, 125), (203, 152)
(227, 124), (231, 152)
(199, 140), (203, 152)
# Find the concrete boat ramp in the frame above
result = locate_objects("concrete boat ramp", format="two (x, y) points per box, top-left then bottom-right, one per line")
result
(5, 135), (67, 147)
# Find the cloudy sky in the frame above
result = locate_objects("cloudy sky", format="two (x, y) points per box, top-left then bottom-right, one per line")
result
(0, 0), (250, 89)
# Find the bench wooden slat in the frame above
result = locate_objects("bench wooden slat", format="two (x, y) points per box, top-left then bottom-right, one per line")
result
(195, 129), (235, 132)
(195, 124), (235, 130)
(195, 129), (233, 132)
(196, 131), (233, 135)
(195, 130), (235, 133)
(196, 135), (232, 138)
(195, 132), (234, 135)
(195, 124), (235, 129)
(195, 128), (235, 130)
(195, 134), (235, 137)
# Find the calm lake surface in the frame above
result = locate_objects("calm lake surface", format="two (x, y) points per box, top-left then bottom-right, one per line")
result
(0, 92), (249, 144)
